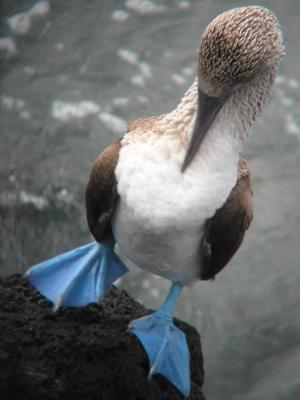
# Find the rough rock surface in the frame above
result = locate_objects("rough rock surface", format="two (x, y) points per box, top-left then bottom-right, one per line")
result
(0, 274), (205, 400)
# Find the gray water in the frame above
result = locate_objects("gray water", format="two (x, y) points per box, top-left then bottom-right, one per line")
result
(1, 1), (300, 399)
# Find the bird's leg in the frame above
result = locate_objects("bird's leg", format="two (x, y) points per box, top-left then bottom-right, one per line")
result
(155, 282), (183, 320)
(129, 282), (190, 397)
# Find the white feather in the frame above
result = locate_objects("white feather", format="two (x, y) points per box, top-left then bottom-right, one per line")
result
(112, 85), (240, 284)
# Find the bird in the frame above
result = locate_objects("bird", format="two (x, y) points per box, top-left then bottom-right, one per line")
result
(26, 6), (284, 397)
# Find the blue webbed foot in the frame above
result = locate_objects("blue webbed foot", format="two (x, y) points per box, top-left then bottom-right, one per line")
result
(129, 311), (190, 397)
(25, 240), (128, 310)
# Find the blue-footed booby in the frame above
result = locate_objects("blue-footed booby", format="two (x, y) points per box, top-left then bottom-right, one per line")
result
(26, 6), (284, 396)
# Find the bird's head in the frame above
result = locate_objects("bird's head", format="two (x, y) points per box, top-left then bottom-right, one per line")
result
(182, 6), (284, 171)
(198, 6), (284, 96)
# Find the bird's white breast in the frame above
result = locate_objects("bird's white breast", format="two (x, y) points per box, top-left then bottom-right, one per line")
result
(112, 127), (239, 285)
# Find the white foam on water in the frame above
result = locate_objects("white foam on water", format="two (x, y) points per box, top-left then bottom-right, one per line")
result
(111, 97), (130, 108)
(19, 190), (49, 210)
(182, 66), (194, 76)
(7, 1), (50, 36)
(20, 110), (32, 120)
(196, 309), (203, 318)
(52, 100), (100, 121)
(171, 73), (186, 85)
(142, 279), (151, 289)
(287, 78), (300, 89)
(280, 96), (294, 107)
(275, 75), (286, 85)
(0, 94), (32, 120)
(273, 74), (300, 141)
(178, 1), (191, 10)
(163, 50), (172, 59)
(130, 74), (146, 87)
(285, 113), (300, 136)
(117, 48), (139, 65)
(118, 48), (153, 86)
(31, 0), (50, 17)
(137, 95), (149, 104)
(150, 287), (160, 299)
(111, 9), (130, 22)
(139, 61), (152, 79)
(98, 112), (127, 134)
(7, 13), (31, 35)
(23, 66), (36, 75)
(0, 191), (18, 206)
(125, 0), (166, 15)
(0, 37), (17, 58)
(9, 174), (16, 183)
(1, 95), (26, 111)
(56, 188), (74, 205)
(54, 43), (64, 51)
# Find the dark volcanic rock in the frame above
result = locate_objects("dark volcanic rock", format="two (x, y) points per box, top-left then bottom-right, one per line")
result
(0, 274), (205, 400)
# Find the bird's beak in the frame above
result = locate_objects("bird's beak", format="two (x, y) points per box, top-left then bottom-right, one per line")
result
(181, 88), (231, 172)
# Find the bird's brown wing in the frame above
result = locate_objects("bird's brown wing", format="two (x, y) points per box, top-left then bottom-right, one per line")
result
(200, 159), (253, 280)
(85, 117), (157, 242)
(85, 141), (121, 242)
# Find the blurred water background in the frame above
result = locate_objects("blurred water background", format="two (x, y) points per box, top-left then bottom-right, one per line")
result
(1, 1), (300, 399)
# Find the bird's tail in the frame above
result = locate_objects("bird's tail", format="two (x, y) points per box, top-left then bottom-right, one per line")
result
(25, 240), (128, 310)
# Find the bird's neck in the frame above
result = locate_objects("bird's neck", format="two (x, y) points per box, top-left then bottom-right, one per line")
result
(166, 67), (277, 164)
(166, 80), (199, 147)
(222, 67), (278, 145)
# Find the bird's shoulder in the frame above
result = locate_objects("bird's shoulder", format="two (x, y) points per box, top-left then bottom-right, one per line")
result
(124, 115), (169, 141)
(89, 141), (121, 182)
(127, 115), (164, 132)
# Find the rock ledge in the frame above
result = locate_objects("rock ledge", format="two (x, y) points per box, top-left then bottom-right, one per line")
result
(0, 274), (205, 400)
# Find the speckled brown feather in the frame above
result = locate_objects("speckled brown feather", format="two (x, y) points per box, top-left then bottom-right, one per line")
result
(85, 141), (121, 242)
(127, 116), (164, 133)
(198, 6), (284, 96)
(200, 159), (253, 280)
